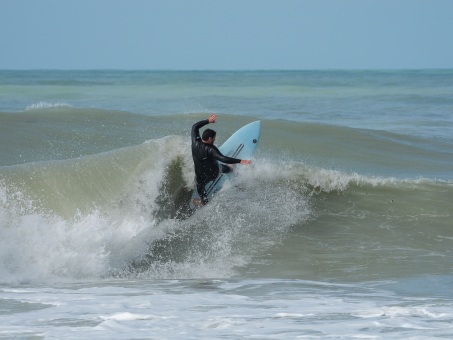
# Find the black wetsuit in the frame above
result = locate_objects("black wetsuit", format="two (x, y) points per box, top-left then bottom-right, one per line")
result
(191, 119), (241, 204)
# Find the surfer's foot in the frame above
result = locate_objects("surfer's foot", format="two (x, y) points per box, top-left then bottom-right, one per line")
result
(192, 198), (203, 207)
(192, 197), (209, 208)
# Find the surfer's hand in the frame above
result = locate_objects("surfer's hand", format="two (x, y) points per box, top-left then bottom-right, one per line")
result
(240, 160), (252, 165)
(208, 114), (217, 123)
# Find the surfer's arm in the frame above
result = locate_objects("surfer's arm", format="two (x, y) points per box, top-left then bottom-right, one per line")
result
(208, 146), (242, 164)
(191, 119), (210, 143)
(191, 115), (217, 143)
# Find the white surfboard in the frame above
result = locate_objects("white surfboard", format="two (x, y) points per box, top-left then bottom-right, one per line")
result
(189, 120), (261, 210)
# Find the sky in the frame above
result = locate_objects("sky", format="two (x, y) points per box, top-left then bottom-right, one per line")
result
(1, 0), (452, 70)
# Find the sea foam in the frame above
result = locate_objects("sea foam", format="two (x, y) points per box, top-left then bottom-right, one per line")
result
(25, 102), (72, 110)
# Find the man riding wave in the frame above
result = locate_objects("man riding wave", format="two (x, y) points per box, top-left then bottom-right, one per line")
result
(191, 114), (251, 205)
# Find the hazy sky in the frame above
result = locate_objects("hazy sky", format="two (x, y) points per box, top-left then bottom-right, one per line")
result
(1, 0), (452, 70)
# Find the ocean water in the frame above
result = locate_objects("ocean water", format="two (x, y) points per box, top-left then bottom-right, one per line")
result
(0, 70), (452, 339)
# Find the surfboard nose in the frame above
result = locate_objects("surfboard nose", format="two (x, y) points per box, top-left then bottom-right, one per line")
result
(248, 120), (261, 143)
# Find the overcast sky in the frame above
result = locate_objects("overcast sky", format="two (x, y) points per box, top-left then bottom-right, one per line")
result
(1, 0), (452, 70)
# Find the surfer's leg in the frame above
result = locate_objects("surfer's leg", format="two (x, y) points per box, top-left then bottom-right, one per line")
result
(196, 181), (209, 205)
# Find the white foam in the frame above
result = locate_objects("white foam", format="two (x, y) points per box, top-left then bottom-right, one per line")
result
(1, 278), (452, 339)
(274, 312), (312, 318)
(0, 181), (157, 284)
(25, 102), (72, 110)
(100, 312), (173, 321)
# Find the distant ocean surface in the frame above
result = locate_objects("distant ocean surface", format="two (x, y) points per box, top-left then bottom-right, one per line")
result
(1, 70), (452, 338)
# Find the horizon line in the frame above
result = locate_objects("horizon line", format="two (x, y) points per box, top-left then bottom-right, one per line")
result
(1, 67), (452, 72)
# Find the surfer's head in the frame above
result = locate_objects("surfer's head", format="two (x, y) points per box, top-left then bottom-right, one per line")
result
(202, 129), (216, 144)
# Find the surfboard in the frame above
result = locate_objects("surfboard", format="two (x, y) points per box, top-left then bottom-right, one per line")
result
(189, 120), (261, 210)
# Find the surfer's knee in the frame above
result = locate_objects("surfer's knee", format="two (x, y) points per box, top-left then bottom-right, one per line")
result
(221, 164), (232, 174)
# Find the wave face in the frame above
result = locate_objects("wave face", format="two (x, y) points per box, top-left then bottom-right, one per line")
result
(0, 135), (309, 283)
(1, 129), (451, 284)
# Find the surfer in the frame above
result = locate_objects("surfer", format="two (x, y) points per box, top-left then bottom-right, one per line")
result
(191, 114), (252, 205)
